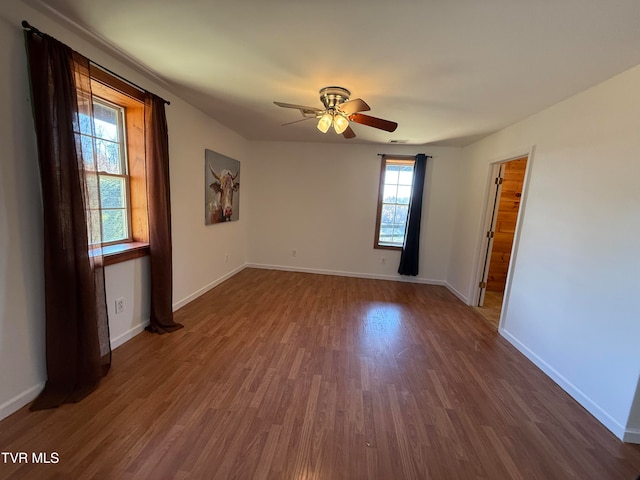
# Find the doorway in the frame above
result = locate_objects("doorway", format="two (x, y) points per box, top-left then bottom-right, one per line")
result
(475, 155), (528, 328)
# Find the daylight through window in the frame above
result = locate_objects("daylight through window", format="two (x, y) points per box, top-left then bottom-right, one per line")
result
(374, 157), (415, 249)
(80, 98), (131, 245)
(75, 66), (150, 263)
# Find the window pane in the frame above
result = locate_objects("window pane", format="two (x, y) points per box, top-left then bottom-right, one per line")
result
(95, 138), (122, 173)
(74, 112), (93, 135)
(102, 209), (128, 243)
(93, 102), (119, 141)
(380, 227), (394, 238)
(381, 205), (395, 225)
(86, 172), (100, 209)
(394, 205), (409, 224)
(100, 175), (126, 209)
(88, 210), (102, 245)
(383, 184), (397, 203)
(396, 185), (411, 204)
(398, 169), (413, 185)
(384, 167), (399, 184)
(80, 134), (96, 171)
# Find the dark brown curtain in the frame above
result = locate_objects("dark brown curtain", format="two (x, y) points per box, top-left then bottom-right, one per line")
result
(144, 94), (183, 333)
(25, 31), (111, 410)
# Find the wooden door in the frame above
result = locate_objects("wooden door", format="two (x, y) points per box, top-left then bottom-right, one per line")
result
(485, 157), (527, 292)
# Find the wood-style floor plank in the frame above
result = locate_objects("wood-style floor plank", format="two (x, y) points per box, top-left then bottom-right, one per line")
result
(1, 268), (639, 479)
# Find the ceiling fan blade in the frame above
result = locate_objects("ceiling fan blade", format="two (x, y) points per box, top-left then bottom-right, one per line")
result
(339, 98), (370, 115)
(349, 113), (398, 132)
(274, 101), (323, 114)
(282, 117), (315, 126)
(342, 125), (356, 139)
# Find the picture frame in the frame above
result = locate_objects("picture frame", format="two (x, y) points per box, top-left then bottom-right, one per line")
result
(204, 149), (240, 225)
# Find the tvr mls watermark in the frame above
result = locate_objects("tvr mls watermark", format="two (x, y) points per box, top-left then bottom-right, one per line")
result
(1, 452), (59, 464)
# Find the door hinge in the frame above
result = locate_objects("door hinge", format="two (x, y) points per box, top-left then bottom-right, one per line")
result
(495, 177), (503, 185)
(479, 281), (487, 288)
(486, 231), (494, 238)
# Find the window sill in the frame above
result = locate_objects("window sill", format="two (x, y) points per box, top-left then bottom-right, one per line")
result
(374, 244), (403, 251)
(103, 242), (150, 266)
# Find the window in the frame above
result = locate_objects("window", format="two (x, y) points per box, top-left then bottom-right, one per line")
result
(374, 157), (415, 249)
(86, 67), (149, 264)
(82, 98), (130, 245)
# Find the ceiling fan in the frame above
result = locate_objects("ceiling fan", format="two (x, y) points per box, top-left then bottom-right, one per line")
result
(274, 86), (398, 139)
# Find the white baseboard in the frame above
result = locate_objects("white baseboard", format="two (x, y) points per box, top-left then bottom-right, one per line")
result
(173, 264), (247, 311)
(500, 327), (629, 442)
(0, 264), (246, 423)
(246, 263), (447, 287)
(623, 428), (640, 444)
(444, 281), (470, 304)
(0, 382), (44, 422)
(0, 320), (150, 421)
(110, 320), (150, 350)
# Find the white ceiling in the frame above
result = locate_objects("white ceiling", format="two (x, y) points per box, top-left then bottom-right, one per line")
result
(26, 0), (640, 146)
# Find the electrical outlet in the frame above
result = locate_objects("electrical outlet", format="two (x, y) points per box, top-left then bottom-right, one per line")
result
(225, 254), (230, 263)
(115, 297), (125, 314)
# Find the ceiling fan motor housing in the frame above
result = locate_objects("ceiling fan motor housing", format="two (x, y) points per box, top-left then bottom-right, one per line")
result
(319, 86), (351, 110)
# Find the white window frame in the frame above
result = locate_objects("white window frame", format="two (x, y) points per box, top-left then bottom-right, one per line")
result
(374, 156), (415, 249)
(87, 97), (133, 246)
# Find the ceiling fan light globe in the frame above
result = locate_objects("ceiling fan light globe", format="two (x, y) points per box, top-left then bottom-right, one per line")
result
(333, 114), (349, 134)
(317, 112), (332, 133)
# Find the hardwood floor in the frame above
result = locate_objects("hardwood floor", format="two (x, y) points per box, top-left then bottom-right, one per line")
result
(1, 268), (639, 479)
(475, 290), (503, 329)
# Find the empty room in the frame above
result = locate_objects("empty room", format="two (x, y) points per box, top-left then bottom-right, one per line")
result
(1, 0), (640, 478)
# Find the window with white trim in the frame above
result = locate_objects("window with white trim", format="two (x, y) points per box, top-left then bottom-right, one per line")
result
(374, 157), (415, 249)
(82, 98), (131, 245)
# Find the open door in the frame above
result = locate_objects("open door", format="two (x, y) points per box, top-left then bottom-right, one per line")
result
(478, 163), (504, 307)
(476, 156), (528, 326)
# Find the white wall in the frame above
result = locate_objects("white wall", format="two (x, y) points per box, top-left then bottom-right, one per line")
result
(0, 1), (249, 419)
(0, 11), (46, 419)
(246, 141), (462, 284)
(449, 65), (640, 441)
(105, 258), (150, 349)
(167, 103), (248, 309)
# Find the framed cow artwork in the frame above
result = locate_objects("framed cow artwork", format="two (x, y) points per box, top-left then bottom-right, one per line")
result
(204, 149), (240, 225)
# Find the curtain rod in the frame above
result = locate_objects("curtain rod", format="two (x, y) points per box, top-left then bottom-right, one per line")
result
(21, 20), (170, 106)
(377, 153), (432, 159)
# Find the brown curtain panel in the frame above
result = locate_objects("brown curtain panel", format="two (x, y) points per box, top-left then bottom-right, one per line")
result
(25, 31), (111, 410)
(144, 94), (183, 333)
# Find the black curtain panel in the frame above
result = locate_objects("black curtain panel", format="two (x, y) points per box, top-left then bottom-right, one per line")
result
(144, 94), (183, 333)
(25, 30), (111, 410)
(398, 154), (428, 276)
